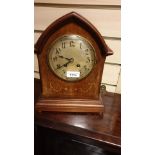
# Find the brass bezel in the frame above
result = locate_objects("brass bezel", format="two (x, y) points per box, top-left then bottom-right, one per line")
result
(47, 34), (96, 82)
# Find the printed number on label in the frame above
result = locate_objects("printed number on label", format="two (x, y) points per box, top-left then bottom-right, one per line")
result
(66, 71), (80, 78)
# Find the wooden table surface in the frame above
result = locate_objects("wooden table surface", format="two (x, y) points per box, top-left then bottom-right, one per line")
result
(34, 78), (121, 152)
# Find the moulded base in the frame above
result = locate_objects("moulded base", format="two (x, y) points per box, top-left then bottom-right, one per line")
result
(35, 96), (104, 113)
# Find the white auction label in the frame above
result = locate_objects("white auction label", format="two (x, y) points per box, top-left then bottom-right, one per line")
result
(66, 71), (80, 78)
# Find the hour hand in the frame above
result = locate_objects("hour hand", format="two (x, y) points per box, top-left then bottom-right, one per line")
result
(56, 58), (74, 70)
(59, 55), (72, 61)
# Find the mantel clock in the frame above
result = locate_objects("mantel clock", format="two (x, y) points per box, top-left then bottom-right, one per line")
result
(35, 12), (113, 113)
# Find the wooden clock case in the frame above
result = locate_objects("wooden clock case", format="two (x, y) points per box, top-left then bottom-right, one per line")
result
(35, 12), (113, 113)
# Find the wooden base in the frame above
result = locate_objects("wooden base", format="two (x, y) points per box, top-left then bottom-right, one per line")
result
(35, 96), (104, 113)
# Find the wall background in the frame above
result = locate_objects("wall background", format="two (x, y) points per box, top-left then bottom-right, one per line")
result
(34, 0), (121, 93)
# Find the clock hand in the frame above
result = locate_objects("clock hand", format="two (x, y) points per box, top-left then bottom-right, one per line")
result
(56, 58), (74, 70)
(59, 55), (72, 61)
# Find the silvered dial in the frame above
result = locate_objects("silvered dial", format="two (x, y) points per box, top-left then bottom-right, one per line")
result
(48, 35), (96, 81)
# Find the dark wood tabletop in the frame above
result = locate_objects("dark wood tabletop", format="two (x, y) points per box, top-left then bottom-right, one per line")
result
(34, 78), (121, 153)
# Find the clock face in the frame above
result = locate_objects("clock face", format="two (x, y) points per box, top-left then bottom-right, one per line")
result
(47, 35), (96, 81)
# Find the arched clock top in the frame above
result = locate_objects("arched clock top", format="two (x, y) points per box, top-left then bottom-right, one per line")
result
(35, 12), (113, 56)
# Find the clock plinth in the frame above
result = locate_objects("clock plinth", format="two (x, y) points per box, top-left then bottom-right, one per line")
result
(35, 12), (113, 114)
(36, 95), (104, 113)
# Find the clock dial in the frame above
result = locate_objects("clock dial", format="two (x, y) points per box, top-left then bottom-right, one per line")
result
(48, 35), (96, 81)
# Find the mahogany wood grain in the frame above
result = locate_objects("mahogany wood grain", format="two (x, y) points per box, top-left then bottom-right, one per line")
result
(35, 12), (113, 113)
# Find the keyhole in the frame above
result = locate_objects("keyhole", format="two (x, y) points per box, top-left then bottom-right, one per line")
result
(76, 64), (80, 67)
